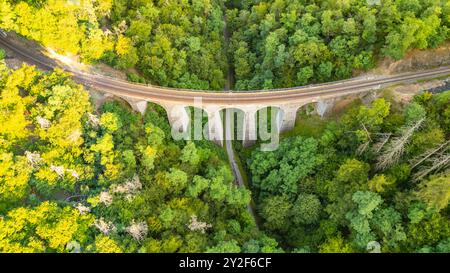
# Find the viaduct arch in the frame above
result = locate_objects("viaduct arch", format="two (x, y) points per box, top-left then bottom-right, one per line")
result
(1, 35), (449, 147)
(120, 95), (338, 147)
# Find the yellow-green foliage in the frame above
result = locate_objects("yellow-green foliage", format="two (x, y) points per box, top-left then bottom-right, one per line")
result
(417, 174), (450, 212)
(0, 202), (93, 253)
(94, 235), (122, 253)
(0, 153), (31, 203)
(0, 0), (113, 62)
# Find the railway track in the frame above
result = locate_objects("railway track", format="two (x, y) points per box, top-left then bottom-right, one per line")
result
(1, 34), (450, 105)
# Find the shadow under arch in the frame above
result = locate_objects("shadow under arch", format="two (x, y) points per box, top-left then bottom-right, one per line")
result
(96, 94), (134, 114)
(220, 108), (246, 144)
(252, 106), (285, 151)
(144, 101), (172, 135)
(185, 106), (209, 141)
(255, 106), (284, 138)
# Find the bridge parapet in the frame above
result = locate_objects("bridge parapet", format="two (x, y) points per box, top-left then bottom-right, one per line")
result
(111, 96), (320, 148)
(107, 88), (399, 149)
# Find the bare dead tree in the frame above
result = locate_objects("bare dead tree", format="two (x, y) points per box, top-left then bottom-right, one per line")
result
(356, 123), (372, 156)
(410, 140), (450, 170)
(376, 119), (424, 171)
(372, 133), (392, 153)
(25, 151), (43, 168)
(187, 215), (212, 234)
(94, 218), (116, 235)
(357, 141), (370, 156)
(413, 153), (450, 182)
(126, 220), (148, 242)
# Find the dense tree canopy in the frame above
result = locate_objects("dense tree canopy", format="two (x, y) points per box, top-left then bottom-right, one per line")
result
(2, 0), (449, 91)
(0, 63), (278, 253)
(228, 0), (450, 90)
(246, 90), (450, 252)
(0, 0), (227, 90)
(0, 0), (449, 254)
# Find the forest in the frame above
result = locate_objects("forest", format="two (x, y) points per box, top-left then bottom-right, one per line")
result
(0, 0), (450, 253)
(0, 0), (449, 90)
(227, 0), (450, 89)
(244, 90), (450, 252)
(0, 0), (228, 89)
(0, 61), (281, 253)
(1, 55), (449, 253)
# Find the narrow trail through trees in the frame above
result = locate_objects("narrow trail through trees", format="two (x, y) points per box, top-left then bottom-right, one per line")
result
(222, 10), (258, 227)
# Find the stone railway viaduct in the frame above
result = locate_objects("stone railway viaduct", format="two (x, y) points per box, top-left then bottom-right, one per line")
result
(86, 65), (450, 148)
(1, 35), (450, 147)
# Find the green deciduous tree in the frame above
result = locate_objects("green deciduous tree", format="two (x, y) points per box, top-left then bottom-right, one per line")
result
(416, 174), (450, 211)
(291, 194), (322, 225)
(248, 136), (322, 198)
(260, 195), (292, 231)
